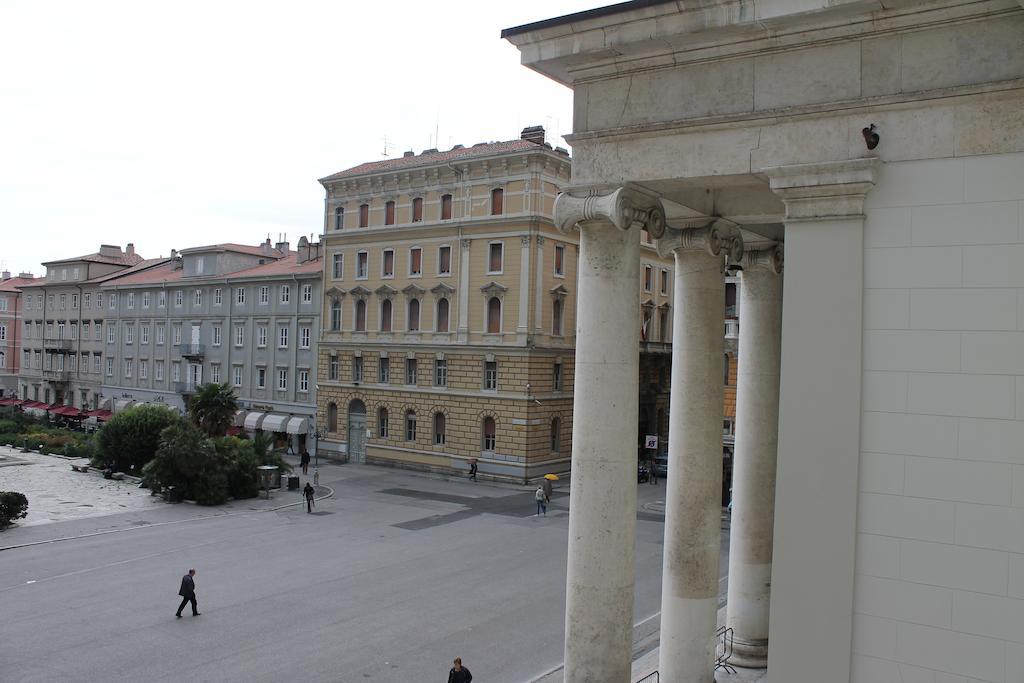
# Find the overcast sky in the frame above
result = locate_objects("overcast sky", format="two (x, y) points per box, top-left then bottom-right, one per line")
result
(0, 0), (593, 276)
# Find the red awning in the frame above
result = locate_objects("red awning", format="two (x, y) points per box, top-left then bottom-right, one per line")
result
(22, 401), (47, 409)
(84, 409), (113, 420)
(0, 397), (24, 406)
(52, 405), (84, 417)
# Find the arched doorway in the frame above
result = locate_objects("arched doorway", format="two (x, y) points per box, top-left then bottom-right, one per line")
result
(347, 399), (367, 463)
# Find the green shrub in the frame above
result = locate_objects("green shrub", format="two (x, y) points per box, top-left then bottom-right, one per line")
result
(142, 423), (229, 505)
(0, 491), (29, 530)
(96, 405), (183, 473)
(212, 436), (260, 499)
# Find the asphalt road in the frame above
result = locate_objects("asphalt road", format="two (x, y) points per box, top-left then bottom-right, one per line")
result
(0, 463), (730, 683)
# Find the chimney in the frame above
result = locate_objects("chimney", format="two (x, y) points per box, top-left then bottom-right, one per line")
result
(18, 271), (33, 279)
(1, 270), (10, 280)
(520, 125), (546, 145)
(275, 233), (289, 255)
(296, 236), (310, 264)
(403, 151), (415, 158)
(170, 249), (178, 259)
(261, 238), (274, 256)
(99, 244), (121, 258)
(125, 243), (135, 256)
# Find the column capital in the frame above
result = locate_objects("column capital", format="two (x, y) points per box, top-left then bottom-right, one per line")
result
(741, 244), (784, 275)
(763, 158), (879, 221)
(656, 219), (744, 264)
(461, 239), (472, 249)
(554, 184), (666, 238)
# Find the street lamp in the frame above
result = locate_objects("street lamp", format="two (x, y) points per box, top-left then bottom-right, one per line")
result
(311, 426), (323, 486)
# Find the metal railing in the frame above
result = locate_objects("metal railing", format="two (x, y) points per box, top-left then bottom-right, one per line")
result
(173, 381), (198, 394)
(43, 338), (73, 351)
(636, 671), (659, 683)
(176, 343), (205, 357)
(715, 626), (736, 674)
(43, 369), (70, 382)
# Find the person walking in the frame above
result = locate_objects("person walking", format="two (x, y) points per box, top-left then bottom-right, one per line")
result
(300, 449), (311, 475)
(535, 486), (547, 516)
(303, 482), (315, 513)
(448, 657), (472, 683)
(175, 568), (200, 618)
(468, 459), (478, 482)
(542, 477), (553, 503)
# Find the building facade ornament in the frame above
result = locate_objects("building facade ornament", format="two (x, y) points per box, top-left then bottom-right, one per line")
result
(429, 282), (455, 298)
(374, 285), (397, 300)
(656, 219), (744, 264)
(349, 285), (371, 300)
(480, 281), (508, 299)
(550, 284), (569, 301)
(554, 185), (666, 238)
(461, 239), (472, 249)
(521, 235), (532, 246)
(401, 284), (425, 298)
(763, 158), (880, 221)
(741, 244), (784, 275)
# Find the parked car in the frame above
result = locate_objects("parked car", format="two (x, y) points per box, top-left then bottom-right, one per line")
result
(653, 456), (669, 478)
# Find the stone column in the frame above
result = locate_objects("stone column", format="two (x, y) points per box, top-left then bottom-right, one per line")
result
(762, 158), (878, 683)
(456, 239), (471, 343)
(534, 235), (545, 333)
(517, 235), (531, 343)
(726, 245), (783, 668)
(554, 185), (665, 683)
(657, 220), (743, 683)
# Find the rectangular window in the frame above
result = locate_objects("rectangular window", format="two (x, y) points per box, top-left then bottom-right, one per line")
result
(378, 357), (390, 383)
(173, 362), (181, 382)
(356, 252), (368, 279)
(84, 293), (91, 308)
(141, 325), (149, 344)
(236, 287), (246, 304)
(234, 326), (244, 347)
(107, 325), (115, 343)
(405, 358), (417, 385)
(644, 265), (653, 292)
(382, 249), (394, 277)
(259, 286), (269, 304)
(233, 366), (242, 387)
(125, 324), (134, 344)
(193, 289), (202, 306)
(277, 369), (288, 391)
(212, 326), (222, 347)
(174, 290), (182, 306)
(301, 284), (312, 303)
(553, 362), (563, 391)
(434, 359), (447, 387)
(71, 293), (79, 309)
(385, 200), (395, 225)
(127, 292), (134, 308)
(72, 267), (79, 280)
(83, 322), (90, 340)
(257, 367), (266, 388)
(298, 370), (309, 392)
(412, 197), (423, 222)
(484, 361), (497, 390)
(59, 294), (66, 310)
(332, 253), (343, 279)
(488, 242), (503, 273)
(155, 360), (164, 381)
(353, 356), (363, 382)
(157, 326), (166, 345)
(660, 269), (669, 295)
(106, 357), (114, 376)
(359, 203), (369, 227)
(438, 246), (451, 275)
(409, 248), (422, 276)
(329, 356), (339, 381)
(554, 244), (565, 276)
(142, 291), (150, 308)
(211, 364), (220, 383)
(278, 326), (289, 348)
(441, 194), (452, 220)
(296, 327), (308, 349)
(139, 361), (147, 380)
(158, 291), (166, 307)
(214, 288), (222, 305)
(491, 188), (503, 215)
(173, 325), (182, 345)
(257, 326), (267, 347)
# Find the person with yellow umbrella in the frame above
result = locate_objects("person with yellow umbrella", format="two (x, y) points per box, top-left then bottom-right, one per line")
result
(542, 473), (557, 504)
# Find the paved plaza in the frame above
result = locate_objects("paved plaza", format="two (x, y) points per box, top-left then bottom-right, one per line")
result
(1, 451), (761, 682)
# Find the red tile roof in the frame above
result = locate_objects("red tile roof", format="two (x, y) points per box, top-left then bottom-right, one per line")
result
(319, 139), (566, 182)
(0, 276), (40, 292)
(98, 260), (181, 286)
(96, 251), (320, 286)
(179, 243), (284, 258)
(43, 251), (145, 267)
(214, 252), (322, 279)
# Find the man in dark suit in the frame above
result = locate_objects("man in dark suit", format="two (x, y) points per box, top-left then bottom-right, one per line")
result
(176, 568), (200, 618)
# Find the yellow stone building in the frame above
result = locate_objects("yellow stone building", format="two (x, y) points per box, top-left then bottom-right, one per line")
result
(315, 127), (674, 481)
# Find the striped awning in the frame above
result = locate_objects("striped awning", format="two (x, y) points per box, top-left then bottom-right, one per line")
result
(232, 409), (248, 427)
(285, 417), (309, 435)
(260, 414), (290, 433)
(243, 412), (266, 430)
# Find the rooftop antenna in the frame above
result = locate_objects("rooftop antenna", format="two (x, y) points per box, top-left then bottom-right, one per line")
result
(382, 135), (391, 157)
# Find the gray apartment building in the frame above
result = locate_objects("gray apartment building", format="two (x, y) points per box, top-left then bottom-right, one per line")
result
(95, 238), (323, 451)
(17, 244), (145, 409)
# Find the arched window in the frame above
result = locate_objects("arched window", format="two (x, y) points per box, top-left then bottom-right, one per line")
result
(552, 299), (563, 336)
(381, 299), (392, 332)
(490, 188), (503, 215)
(433, 412), (446, 445)
(334, 206), (344, 230)
(550, 417), (561, 452)
(330, 299), (341, 331)
(482, 416), (496, 451)
(408, 299), (420, 331)
(436, 298), (449, 332)
(359, 203), (369, 228)
(377, 407), (389, 438)
(486, 297), (501, 334)
(405, 410), (417, 441)
(355, 300), (366, 332)
(327, 402), (338, 432)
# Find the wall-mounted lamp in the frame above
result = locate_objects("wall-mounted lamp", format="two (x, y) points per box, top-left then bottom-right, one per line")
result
(862, 124), (880, 150)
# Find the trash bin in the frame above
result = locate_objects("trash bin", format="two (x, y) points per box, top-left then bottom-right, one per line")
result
(287, 474), (300, 490)
(165, 486), (183, 503)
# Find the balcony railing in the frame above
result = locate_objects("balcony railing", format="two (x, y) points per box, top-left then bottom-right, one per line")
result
(43, 338), (73, 352)
(176, 343), (205, 358)
(43, 369), (70, 382)
(173, 381), (198, 395)
(724, 318), (739, 339)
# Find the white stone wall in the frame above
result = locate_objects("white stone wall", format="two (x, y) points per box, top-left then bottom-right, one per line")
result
(853, 152), (1024, 682)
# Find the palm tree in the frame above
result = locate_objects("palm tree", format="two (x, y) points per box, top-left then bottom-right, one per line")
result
(188, 383), (238, 437)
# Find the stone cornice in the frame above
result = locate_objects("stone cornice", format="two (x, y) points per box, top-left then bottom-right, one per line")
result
(554, 184), (666, 237)
(764, 158), (879, 221)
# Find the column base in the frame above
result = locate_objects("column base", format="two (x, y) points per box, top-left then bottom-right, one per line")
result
(728, 637), (768, 669)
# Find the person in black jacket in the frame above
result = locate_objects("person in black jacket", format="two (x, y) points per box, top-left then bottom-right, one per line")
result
(448, 657), (472, 683)
(303, 482), (316, 513)
(175, 568), (200, 618)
